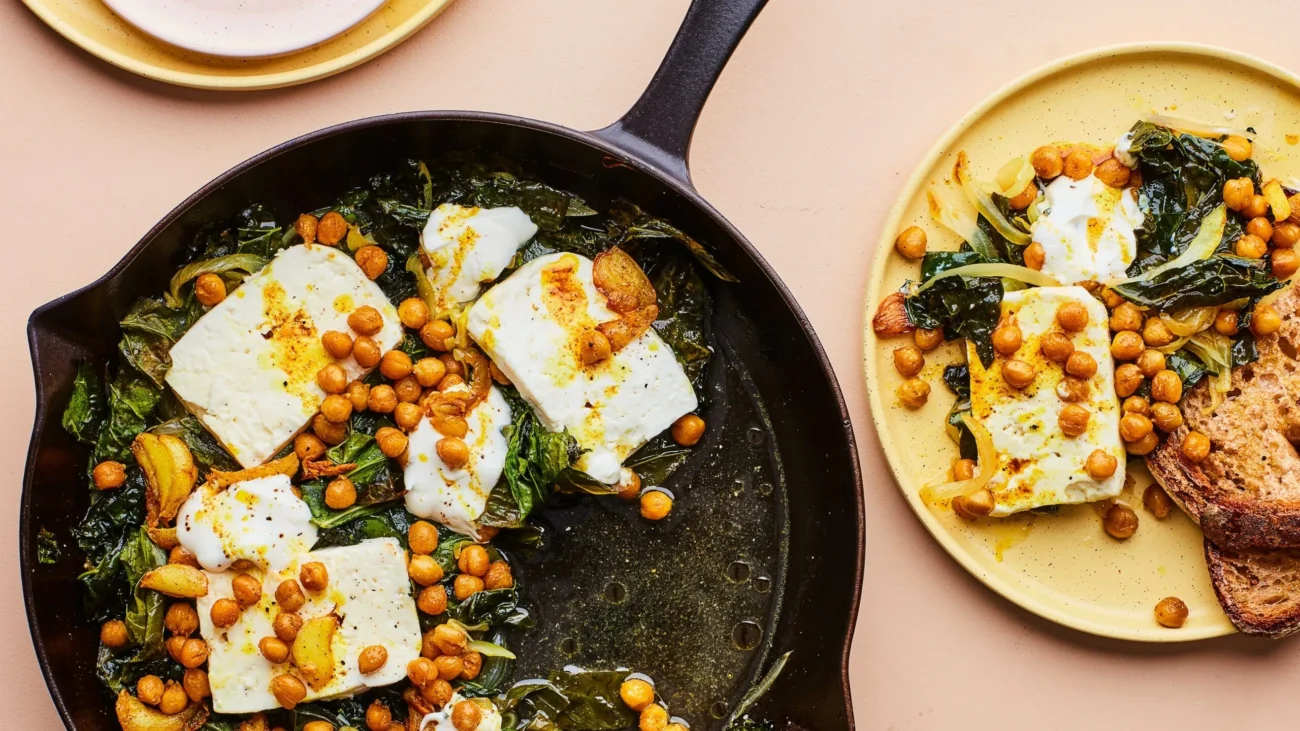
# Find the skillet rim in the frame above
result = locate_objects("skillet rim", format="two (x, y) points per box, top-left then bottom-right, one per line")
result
(21, 109), (865, 729)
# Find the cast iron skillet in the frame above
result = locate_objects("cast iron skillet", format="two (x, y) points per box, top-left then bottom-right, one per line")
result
(22, 1), (864, 729)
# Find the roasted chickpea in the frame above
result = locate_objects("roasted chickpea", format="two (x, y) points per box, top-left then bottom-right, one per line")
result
(294, 433), (327, 462)
(232, 573), (262, 608)
(322, 330), (353, 360)
(671, 414), (706, 445)
(1126, 431), (1160, 456)
(320, 393), (353, 424)
(1144, 484), (1174, 519)
(182, 668), (210, 702)
(350, 246), (387, 280)
(1037, 332), (1073, 363)
(93, 460), (127, 490)
(1150, 402), (1184, 432)
(1122, 395), (1151, 416)
(1058, 404), (1090, 437)
(1056, 376), (1090, 403)
(1115, 363), (1144, 397)
(1245, 194), (1272, 220)
(1247, 216), (1275, 242)
(1155, 597), (1189, 628)
(894, 226), (927, 260)
(952, 458), (977, 481)
(1273, 222), (1300, 249)
(418, 585), (449, 615)
(1223, 178), (1255, 211)
(458, 545), (490, 578)
(439, 353), (465, 377)
(1023, 241), (1046, 271)
(1095, 158), (1131, 188)
(620, 679), (655, 712)
(452, 699), (483, 731)
(270, 673), (307, 709)
(484, 560), (514, 590)
(1031, 146), (1063, 179)
(1211, 309), (1240, 336)
(1142, 317), (1175, 347)
(325, 476), (357, 510)
(351, 336), (381, 369)
(170, 545), (201, 568)
(302, 722), (333, 731)
(1273, 249), (1300, 279)
(1135, 348), (1165, 378)
(367, 701), (393, 731)
(413, 357), (448, 388)
(1251, 304), (1283, 335)
(343, 380), (369, 413)
(435, 654), (465, 681)
(454, 574), (485, 601)
(892, 345), (925, 377)
(316, 363), (348, 395)
(275, 580), (306, 612)
(640, 490), (674, 521)
(194, 273), (227, 307)
(273, 611), (302, 643)
(1065, 351), (1098, 379)
(913, 327), (944, 351)
(438, 374), (466, 392)
(1182, 431), (1212, 463)
(952, 489), (994, 519)
(408, 657), (437, 688)
(1085, 449), (1118, 479)
(357, 645), (388, 675)
(300, 561), (329, 592)
(1001, 359), (1037, 389)
(349, 305), (384, 336)
(1120, 413), (1154, 443)
(166, 635), (187, 663)
(1104, 503), (1139, 540)
(409, 521), (438, 555)
(1218, 134), (1252, 161)
(101, 619), (130, 649)
(432, 623), (469, 656)
(179, 638), (209, 669)
(359, 386), (395, 416)
(380, 350), (413, 381)
(259, 636), (290, 664)
(210, 598), (241, 628)
(296, 213), (319, 245)
(395, 297), (431, 330)
(420, 320), (456, 351)
(1008, 182), (1037, 210)
(640, 703), (669, 731)
(137, 675), (165, 706)
(1150, 369), (1183, 403)
(423, 678), (454, 708)
(1062, 149), (1094, 180)
(312, 413), (347, 445)
(408, 555), (444, 587)
(436, 437), (469, 468)
(460, 651), (483, 680)
(159, 680), (188, 715)
(1109, 302), (1143, 332)
(991, 324), (1022, 356)
(394, 375), (422, 403)
(393, 402), (423, 432)
(1236, 233), (1269, 259)
(316, 212), (348, 245)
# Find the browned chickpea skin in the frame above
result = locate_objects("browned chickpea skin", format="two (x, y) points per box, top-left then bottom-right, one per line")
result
(1135, 348), (1165, 378)
(358, 645), (388, 675)
(295, 213), (319, 245)
(1104, 503), (1139, 540)
(1040, 331), (1074, 363)
(1155, 596), (1189, 628)
(1065, 351), (1097, 379)
(137, 675), (165, 706)
(355, 246), (389, 280)
(166, 636), (187, 663)
(294, 433), (327, 462)
(1221, 135), (1253, 162)
(671, 414), (706, 445)
(259, 636), (290, 664)
(952, 489), (994, 519)
(620, 679), (656, 712)
(1247, 216), (1275, 242)
(320, 393), (352, 423)
(271, 673), (307, 710)
(438, 373), (466, 392)
(232, 573), (262, 607)
(1055, 376), (1090, 403)
(302, 722), (333, 731)
(1031, 146), (1063, 179)
(460, 651), (483, 680)
(170, 545), (201, 569)
(1094, 158), (1131, 188)
(455, 573), (487, 601)
(458, 545), (491, 578)
(409, 522), (438, 555)
(412, 358), (448, 388)
(380, 350), (413, 380)
(316, 363), (348, 395)
(325, 476), (357, 510)
(368, 384), (398, 414)
(417, 585), (449, 615)
(1142, 317), (1175, 347)
(1182, 431), (1212, 463)
(1007, 182), (1038, 210)
(617, 470), (642, 500)
(1114, 363), (1144, 397)
(275, 579), (306, 612)
(182, 668), (210, 702)
(1109, 302), (1143, 332)
(312, 413), (347, 445)
(1273, 222), (1300, 249)
(484, 560), (514, 590)
(1119, 413), (1154, 443)
(952, 458), (977, 481)
(93, 460), (127, 490)
(1058, 404), (1090, 437)
(345, 380), (370, 412)
(317, 212), (349, 246)
(194, 273), (227, 307)
(395, 402), (424, 432)
(1273, 249), (1300, 279)
(300, 561), (329, 592)
(1251, 304), (1283, 336)
(210, 598), (241, 628)
(452, 699), (482, 731)
(912, 327), (943, 352)
(1001, 359), (1037, 389)
(894, 226), (927, 260)
(273, 611), (303, 643)
(991, 323), (1022, 356)
(1244, 194), (1271, 220)
(367, 701), (393, 731)
(353, 336), (382, 368)
(440, 353), (465, 377)
(1144, 484), (1174, 519)
(1062, 149), (1094, 180)
(420, 320), (456, 351)
(432, 623), (469, 656)
(640, 704), (669, 731)
(408, 555), (444, 586)
(322, 330), (354, 360)
(1150, 369), (1183, 403)
(398, 298), (430, 330)
(165, 602), (199, 636)
(1122, 396), (1150, 416)
(1223, 178), (1255, 211)
(892, 345), (925, 376)
(1235, 233), (1269, 259)
(349, 305), (385, 336)
(179, 638), (209, 668)
(423, 678), (454, 708)
(897, 378), (931, 407)
(158, 681), (188, 714)
(1126, 431), (1160, 456)
(1150, 402), (1184, 432)
(101, 619), (130, 649)
(640, 490), (674, 521)
(1085, 449), (1118, 479)
(394, 375), (422, 403)
(1023, 242), (1046, 271)
(408, 657), (438, 688)
(377, 427), (409, 459)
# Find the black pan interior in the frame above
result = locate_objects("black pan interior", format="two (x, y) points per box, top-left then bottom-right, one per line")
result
(24, 115), (862, 730)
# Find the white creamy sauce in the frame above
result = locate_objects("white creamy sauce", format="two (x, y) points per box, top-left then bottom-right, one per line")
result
(176, 474), (317, 572)
(421, 204), (538, 313)
(403, 384), (513, 537)
(421, 695), (503, 731)
(1113, 132), (1137, 168)
(1029, 174), (1143, 285)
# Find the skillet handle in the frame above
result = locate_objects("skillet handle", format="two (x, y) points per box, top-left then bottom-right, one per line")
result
(590, 0), (768, 188)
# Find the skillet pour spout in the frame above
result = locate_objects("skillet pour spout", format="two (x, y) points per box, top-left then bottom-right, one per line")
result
(22, 1), (863, 729)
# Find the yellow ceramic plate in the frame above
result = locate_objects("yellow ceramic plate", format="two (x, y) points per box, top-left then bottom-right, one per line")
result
(21, 0), (455, 90)
(864, 43), (1300, 642)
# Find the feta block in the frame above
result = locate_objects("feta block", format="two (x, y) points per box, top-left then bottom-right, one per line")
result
(195, 538), (422, 714)
(167, 244), (404, 467)
(467, 252), (697, 484)
(968, 286), (1125, 515)
(421, 204), (537, 314)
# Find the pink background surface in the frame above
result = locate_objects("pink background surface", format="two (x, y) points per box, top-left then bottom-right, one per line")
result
(6, 0), (1300, 727)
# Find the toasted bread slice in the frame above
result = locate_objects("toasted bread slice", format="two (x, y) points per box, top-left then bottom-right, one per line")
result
(1146, 285), (1300, 550)
(1205, 538), (1300, 638)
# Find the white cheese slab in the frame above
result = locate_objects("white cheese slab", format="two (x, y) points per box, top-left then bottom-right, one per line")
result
(167, 244), (404, 468)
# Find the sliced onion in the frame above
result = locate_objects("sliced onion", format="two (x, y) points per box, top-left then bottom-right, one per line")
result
(1145, 114), (1253, 140)
(926, 180), (979, 242)
(925, 414), (998, 501)
(1118, 205), (1225, 285)
(915, 263), (1059, 293)
(467, 639), (517, 659)
(996, 156), (1036, 197)
(955, 151), (1031, 246)
(406, 254), (440, 315)
(1160, 307), (1218, 337)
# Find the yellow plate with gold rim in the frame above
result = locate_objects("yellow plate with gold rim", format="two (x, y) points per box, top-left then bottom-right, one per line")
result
(864, 43), (1300, 642)
(21, 0), (454, 90)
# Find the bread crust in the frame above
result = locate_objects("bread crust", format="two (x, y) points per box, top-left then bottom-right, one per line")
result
(1205, 538), (1300, 638)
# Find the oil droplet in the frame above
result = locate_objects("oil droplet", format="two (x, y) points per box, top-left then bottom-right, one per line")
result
(732, 620), (762, 650)
(753, 575), (772, 593)
(709, 701), (729, 720)
(756, 481), (773, 497)
(604, 581), (628, 604)
(560, 637), (579, 655)
(746, 426), (764, 445)
(726, 560), (751, 583)
(1288, 133), (1300, 146)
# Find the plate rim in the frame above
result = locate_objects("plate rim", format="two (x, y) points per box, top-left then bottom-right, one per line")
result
(19, 0), (455, 90)
(862, 41), (1300, 643)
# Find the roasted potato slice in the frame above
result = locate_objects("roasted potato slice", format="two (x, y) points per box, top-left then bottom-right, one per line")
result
(133, 433), (198, 527)
(1263, 180), (1293, 223)
(115, 690), (208, 731)
(592, 247), (658, 352)
(146, 526), (180, 551)
(208, 453), (300, 489)
(139, 564), (209, 598)
(291, 615), (338, 690)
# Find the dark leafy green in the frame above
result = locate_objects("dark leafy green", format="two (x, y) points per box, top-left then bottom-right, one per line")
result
(37, 527), (60, 564)
(648, 254), (712, 389)
(449, 587), (532, 629)
(93, 368), (163, 467)
(904, 252), (1003, 367)
(479, 390), (582, 528)
(61, 361), (104, 446)
(188, 203), (288, 262)
(624, 434), (690, 488)
(942, 364), (971, 400)
(1166, 351), (1208, 389)
(75, 471), (146, 619)
(502, 670), (637, 731)
(313, 503), (414, 550)
(118, 295), (205, 388)
(459, 628), (515, 697)
(1111, 255), (1282, 311)
(121, 527), (166, 655)
(151, 416), (238, 472)
(608, 200), (737, 282)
